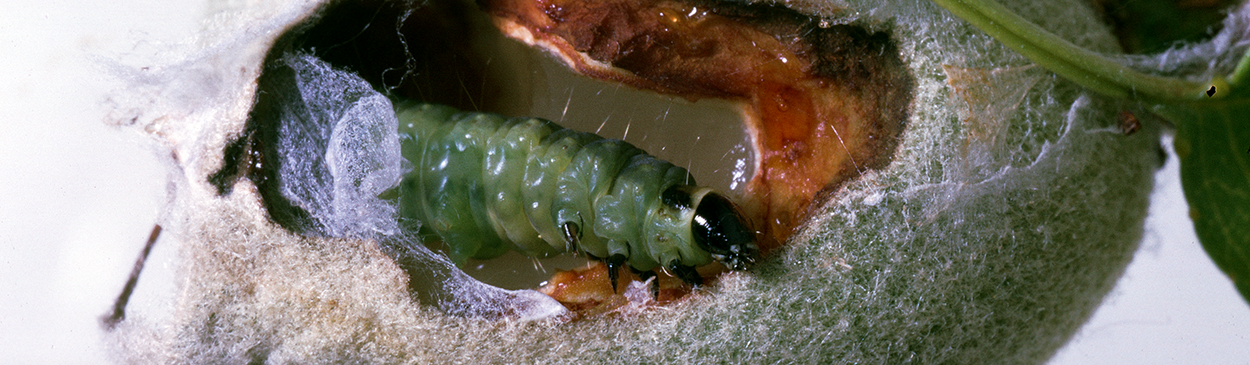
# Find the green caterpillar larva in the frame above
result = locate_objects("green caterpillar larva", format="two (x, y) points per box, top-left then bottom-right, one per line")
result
(394, 101), (758, 288)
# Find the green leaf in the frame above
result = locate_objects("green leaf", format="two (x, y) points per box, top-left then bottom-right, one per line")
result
(1097, 0), (1242, 55)
(1156, 84), (1250, 302)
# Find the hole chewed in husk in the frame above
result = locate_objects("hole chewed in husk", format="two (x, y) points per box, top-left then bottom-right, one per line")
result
(217, 0), (912, 315)
(484, 0), (914, 251)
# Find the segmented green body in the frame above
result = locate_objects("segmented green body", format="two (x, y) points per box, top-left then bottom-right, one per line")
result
(395, 102), (721, 272)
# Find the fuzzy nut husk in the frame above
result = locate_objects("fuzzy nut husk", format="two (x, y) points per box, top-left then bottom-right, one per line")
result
(104, 0), (1163, 363)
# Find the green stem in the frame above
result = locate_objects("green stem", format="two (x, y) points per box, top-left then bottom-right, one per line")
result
(929, 0), (1216, 102)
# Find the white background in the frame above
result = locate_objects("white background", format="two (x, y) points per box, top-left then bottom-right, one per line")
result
(0, 0), (1246, 363)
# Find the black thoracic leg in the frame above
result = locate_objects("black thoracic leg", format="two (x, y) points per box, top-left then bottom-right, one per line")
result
(631, 267), (659, 299)
(668, 262), (704, 287)
(605, 254), (627, 293)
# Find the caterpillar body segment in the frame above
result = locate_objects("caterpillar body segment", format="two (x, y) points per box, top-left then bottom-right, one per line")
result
(394, 102), (758, 287)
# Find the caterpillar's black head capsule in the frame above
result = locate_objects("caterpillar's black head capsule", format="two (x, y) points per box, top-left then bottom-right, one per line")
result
(691, 192), (759, 271)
